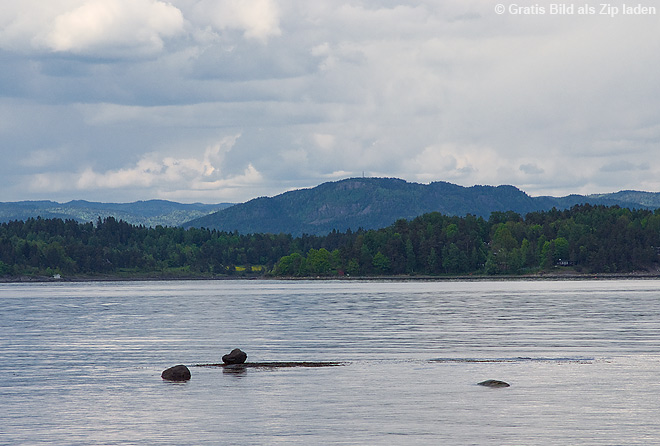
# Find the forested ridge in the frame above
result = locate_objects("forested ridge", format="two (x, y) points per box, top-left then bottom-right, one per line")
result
(183, 177), (654, 236)
(2, 204), (660, 279)
(0, 199), (229, 227)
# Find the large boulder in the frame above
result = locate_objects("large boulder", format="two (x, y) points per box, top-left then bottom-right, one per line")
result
(161, 364), (191, 381)
(222, 348), (247, 364)
(478, 379), (510, 388)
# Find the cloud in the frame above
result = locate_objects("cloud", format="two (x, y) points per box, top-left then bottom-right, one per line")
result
(312, 133), (336, 151)
(2, 1), (660, 203)
(189, 0), (281, 42)
(401, 144), (480, 183)
(519, 164), (545, 175)
(74, 135), (241, 188)
(600, 161), (650, 173)
(19, 147), (72, 168)
(1, 0), (185, 56)
(20, 135), (266, 202)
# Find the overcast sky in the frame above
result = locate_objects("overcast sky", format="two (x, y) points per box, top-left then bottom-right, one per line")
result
(1, 0), (658, 204)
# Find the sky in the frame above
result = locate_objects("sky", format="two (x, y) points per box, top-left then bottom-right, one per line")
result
(1, 0), (659, 204)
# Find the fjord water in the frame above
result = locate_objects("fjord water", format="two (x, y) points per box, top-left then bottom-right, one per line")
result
(2, 279), (660, 445)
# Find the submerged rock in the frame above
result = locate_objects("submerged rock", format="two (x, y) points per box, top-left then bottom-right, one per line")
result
(222, 348), (247, 364)
(161, 364), (191, 381)
(196, 361), (345, 368)
(478, 379), (510, 388)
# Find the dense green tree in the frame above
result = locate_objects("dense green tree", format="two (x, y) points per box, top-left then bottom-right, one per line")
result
(2, 204), (660, 279)
(346, 258), (360, 276)
(306, 248), (333, 275)
(442, 243), (468, 273)
(404, 238), (416, 273)
(273, 252), (305, 276)
(372, 251), (391, 274)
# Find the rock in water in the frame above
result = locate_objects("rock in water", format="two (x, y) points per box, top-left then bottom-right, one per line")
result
(222, 348), (247, 364)
(478, 379), (510, 388)
(161, 364), (191, 381)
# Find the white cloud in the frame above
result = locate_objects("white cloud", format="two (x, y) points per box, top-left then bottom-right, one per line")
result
(18, 135), (262, 202)
(1, 0), (185, 56)
(74, 135), (241, 190)
(191, 162), (263, 190)
(46, 0), (184, 54)
(402, 144), (480, 183)
(312, 133), (335, 150)
(189, 0), (281, 41)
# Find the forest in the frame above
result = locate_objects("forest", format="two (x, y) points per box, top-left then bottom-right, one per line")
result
(1, 204), (660, 279)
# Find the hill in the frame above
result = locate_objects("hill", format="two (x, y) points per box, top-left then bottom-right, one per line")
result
(183, 177), (650, 235)
(0, 200), (231, 227)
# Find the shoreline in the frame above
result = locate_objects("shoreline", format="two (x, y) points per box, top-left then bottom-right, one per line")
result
(3, 270), (660, 284)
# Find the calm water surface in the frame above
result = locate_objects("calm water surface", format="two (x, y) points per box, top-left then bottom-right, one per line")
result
(2, 279), (660, 445)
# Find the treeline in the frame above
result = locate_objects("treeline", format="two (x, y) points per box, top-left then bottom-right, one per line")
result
(1, 204), (660, 278)
(0, 217), (295, 277)
(274, 205), (660, 276)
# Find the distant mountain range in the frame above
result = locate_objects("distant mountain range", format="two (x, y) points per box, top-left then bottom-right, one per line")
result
(0, 200), (231, 227)
(183, 178), (660, 235)
(4, 178), (660, 235)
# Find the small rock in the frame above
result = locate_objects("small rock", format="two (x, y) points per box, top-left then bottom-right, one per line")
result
(478, 379), (510, 388)
(161, 364), (191, 381)
(222, 348), (247, 364)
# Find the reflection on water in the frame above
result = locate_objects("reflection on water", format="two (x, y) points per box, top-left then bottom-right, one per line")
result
(430, 356), (596, 363)
(2, 279), (660, 445)
(222, 365), (248, 377)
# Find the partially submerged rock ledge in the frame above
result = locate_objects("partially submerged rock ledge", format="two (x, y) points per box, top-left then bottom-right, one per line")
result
(195, 361), (346, 369)
(478, 379), (510, 388)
